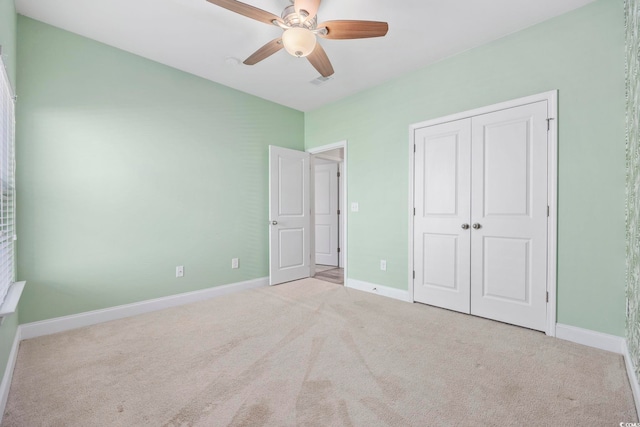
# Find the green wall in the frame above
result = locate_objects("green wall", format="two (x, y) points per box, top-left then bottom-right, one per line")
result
(0, 0), (18, 382)
(16, 17), (305, 323)
(305, 0), (626, 336)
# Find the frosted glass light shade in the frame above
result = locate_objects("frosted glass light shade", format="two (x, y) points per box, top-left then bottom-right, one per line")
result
(282, 28), (317, 58)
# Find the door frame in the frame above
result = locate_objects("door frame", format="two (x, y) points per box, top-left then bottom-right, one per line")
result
(408, 91), (558, 336)
(308, 140), (348, 283)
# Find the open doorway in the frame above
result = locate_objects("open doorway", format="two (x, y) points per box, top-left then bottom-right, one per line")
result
(308, 142), (347, 286)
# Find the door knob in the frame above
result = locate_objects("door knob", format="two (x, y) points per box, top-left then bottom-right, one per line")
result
(271, 220), (278, 225)
(472, 223), (481, 229)
(461, 224), (470, 230)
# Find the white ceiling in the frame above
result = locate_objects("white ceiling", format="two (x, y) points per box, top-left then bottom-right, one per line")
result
(15, 0), (595, 111)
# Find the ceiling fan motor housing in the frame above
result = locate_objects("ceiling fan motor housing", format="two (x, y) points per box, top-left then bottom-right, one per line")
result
(281, 5), (317, 30)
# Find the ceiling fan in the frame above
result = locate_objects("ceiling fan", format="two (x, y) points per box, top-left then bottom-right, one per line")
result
(206, 0), (389, 77)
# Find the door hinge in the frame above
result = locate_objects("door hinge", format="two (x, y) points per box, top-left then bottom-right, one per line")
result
(337, 247), (341, 253)
(413, 271), (415, 279)
(547, 206), (550, 217)
(337, 171), (341, 178)
(546, 117), (555, 131)
(337, 209), (341, 215)
(414, 144), (416, 153)
(413, 208), (416, 216)
(546, 292), (549, 303)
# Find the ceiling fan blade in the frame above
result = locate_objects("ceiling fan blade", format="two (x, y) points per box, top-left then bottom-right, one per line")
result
(206, 0), (283, 25)
(307, 43), (334, 77)
(243, 38), (284, 65)
(318, 20), (389, 39)
(295, 0), (321, 21)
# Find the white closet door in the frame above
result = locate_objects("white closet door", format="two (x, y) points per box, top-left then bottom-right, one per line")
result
(470, 101), (548, 331)
(414, 119), (472, 313)
(314, 162), (339, 266)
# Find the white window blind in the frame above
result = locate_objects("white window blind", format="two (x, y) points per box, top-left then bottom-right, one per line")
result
(0, 56), (15, 307)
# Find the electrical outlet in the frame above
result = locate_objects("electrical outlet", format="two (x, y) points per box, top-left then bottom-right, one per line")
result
(232, 258), (239, 269)
(380, 260), (387, 271)
(351, 202), (359, 212)
(176, 265), (184, 278)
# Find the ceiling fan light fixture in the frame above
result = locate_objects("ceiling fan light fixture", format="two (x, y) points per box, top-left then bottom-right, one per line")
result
(282, 27), (316, 58)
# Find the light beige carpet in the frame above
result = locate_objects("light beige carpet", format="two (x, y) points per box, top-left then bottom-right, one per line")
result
(3, 279), (637, 426)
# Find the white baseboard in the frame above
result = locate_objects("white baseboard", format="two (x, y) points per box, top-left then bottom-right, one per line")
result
(0, 325), (21, 420)
(20, 277), (269, 340)
(622, 341), (640, 420)
(555, 323), (625, 354)
(346, 279), (411, 302)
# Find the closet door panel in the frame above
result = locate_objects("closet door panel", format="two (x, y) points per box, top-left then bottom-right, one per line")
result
(470, 101), (548, 331)
(413, 119), (471, 313)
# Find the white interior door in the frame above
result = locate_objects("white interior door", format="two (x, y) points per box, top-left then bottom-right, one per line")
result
(413, 119), (472, 313)
(314, 161), (339, 266)
(470, 101), (548, 331)
(269, 146), (311, 286)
